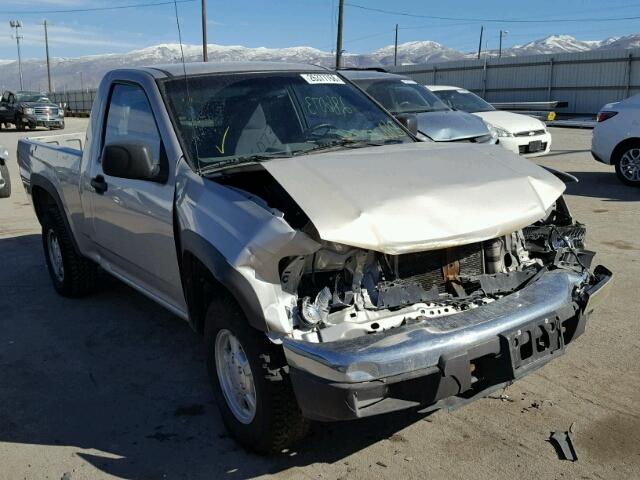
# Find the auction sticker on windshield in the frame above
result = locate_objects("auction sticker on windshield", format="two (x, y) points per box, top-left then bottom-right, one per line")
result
(300, 73), (345, 84)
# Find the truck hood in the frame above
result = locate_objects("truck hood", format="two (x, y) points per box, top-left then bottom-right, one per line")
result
(262, 142), (565, 255)
(416, 110), (490, 141)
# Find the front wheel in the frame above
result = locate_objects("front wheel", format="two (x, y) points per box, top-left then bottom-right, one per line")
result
(205, 299), (309, 454)
(615, 145), (640, 186)
(41, 207), (97, 297)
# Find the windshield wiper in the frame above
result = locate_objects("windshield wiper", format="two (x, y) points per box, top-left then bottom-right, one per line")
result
(302, 138), (403, 155)
(199, 151), (292, 175)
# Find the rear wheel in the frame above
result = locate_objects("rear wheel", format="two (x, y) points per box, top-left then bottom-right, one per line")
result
(615, 144), (640, 186)
(205, 298), (309, 454)
(0, 163), (11, 198)
(41, 206), (97, 296)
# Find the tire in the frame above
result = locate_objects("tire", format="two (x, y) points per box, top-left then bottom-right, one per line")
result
(204, 298), (310, 454)
(0, 163), (11, 198)
(41, 206), (97, 297)
(614, 144), (640, 187)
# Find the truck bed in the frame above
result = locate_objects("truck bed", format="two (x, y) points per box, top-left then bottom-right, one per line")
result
(17, 132), (84, 191)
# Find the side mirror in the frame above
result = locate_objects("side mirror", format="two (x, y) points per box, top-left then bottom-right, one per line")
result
(102, 143), (166, 182)
(395, 113), (418, 136)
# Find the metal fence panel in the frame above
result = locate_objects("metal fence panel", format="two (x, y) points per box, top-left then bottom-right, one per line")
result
(392, 48), (640, 114)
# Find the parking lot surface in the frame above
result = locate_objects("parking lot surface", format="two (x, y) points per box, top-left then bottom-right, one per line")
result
(1, 121), (638, 480)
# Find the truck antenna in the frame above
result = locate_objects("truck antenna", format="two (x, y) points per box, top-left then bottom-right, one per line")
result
(172, 0), (201, 175)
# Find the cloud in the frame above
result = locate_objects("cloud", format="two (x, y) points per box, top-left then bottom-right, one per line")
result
(0, 22), (138, 51)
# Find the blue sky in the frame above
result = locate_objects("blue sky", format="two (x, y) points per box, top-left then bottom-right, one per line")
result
(1, 0), (640, 60)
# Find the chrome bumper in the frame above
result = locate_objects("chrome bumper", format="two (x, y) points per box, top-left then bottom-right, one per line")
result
(283, 268), (612, 384)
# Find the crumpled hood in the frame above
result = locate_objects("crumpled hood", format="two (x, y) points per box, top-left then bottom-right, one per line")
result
(416, 110), (489, 141)
(262, 142), (565, 255)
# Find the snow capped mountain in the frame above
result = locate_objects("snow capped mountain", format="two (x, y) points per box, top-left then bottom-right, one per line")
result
(371, 41), (464, 65)
(0, 34), (638, 91)
(473, 34), (640, 58)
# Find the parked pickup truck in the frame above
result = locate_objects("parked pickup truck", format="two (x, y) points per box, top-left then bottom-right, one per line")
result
(0, 90), (65, 131)
(17, 62), (611, 454)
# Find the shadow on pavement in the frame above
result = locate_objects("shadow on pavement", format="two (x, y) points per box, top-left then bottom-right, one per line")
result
(0, 234), (426, 479)
(563, 171), (639, 202)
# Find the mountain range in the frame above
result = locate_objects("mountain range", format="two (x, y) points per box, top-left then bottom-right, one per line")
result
(1, 34), (639, 92)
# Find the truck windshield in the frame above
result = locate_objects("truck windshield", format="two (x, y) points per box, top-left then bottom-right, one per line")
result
(433, 89), (495, 113)
(160, 72), (413, 171)
(15, 93), (51, 103)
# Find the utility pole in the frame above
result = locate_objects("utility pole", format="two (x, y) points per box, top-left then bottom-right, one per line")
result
(79, 71), (84, 92)
(499, 30), (508, 58)
(201, 0), (208, 62)
(477, 25), (483, 59)
(9, 20), (24, 90)
(394, 24), (399, 66)
(44, 20), (53, 93)
(335, 0), (345, 70)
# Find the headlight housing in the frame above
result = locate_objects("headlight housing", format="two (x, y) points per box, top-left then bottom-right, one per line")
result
(485, 122), (513, 137)
(22, 107), (34, 115)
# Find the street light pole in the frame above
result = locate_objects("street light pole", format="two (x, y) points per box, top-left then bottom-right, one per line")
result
(44, 20), (53, 93)
(201, 0), (208, 62)
(9, 20), (24, 90)
(394, 24), (399, 67)
(499, 30), (508, 58)
(335, 0), (345, 69)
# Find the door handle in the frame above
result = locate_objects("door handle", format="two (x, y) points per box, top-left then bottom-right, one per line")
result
(91, 175), (108, 194)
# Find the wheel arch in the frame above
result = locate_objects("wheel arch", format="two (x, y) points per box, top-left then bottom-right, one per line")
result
(611, 137), (640, 165)
(179, 230), (268, 335)
(30, 174), (82, 256)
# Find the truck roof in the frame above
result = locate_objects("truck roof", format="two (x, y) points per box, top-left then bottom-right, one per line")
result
(136, 61), (329, 78)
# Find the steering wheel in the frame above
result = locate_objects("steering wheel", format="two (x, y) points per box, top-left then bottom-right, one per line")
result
(303, 123), (340, 140)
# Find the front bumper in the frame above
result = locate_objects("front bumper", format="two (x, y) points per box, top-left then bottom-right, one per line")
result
(21, 114), (64, 128)
(498, 132), (552, 157)
(283, 267), (611, 421)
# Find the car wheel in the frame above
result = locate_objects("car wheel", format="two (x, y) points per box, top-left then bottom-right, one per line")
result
(41, 206), (97, 297)
(615, 145), (640, 186)
(204, 297), (310, 454)
(0, 162), (11, 198)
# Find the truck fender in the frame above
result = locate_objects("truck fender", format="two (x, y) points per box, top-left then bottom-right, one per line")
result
(180, 229), (268, 332)
(29, 173), (82, 256)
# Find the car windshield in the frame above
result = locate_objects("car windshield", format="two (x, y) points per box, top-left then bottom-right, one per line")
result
(160, 71), (413, 171)
(357, 78), (450, 114)
(15, 93), (50, 103)
(433, 89), (495, 113)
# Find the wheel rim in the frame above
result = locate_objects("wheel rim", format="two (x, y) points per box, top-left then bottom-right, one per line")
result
(214, 329), (257, 424)
(47, 229), (64, 282)
(620, 148), (640, 182)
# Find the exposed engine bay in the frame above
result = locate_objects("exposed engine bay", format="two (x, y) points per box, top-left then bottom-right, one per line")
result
(214, 167), (593, 344)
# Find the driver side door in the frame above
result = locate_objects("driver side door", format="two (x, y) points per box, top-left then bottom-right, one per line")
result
(88, 82), (185, 313)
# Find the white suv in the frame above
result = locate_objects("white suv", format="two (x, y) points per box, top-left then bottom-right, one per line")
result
(592, 95), (640, 186)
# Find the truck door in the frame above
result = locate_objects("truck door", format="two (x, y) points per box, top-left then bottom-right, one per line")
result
(88, 82), (186, 313)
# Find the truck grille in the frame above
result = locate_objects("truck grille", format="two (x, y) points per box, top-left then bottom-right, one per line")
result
(34, 106), (58, 116)
(390, 242), (484, 293)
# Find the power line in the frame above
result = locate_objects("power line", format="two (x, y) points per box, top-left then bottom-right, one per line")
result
(3, 0), (196, 15)
(345, 2), (640, 24)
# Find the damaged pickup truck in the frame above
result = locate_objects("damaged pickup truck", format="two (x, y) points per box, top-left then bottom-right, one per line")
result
(17, 62), (611, 454)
